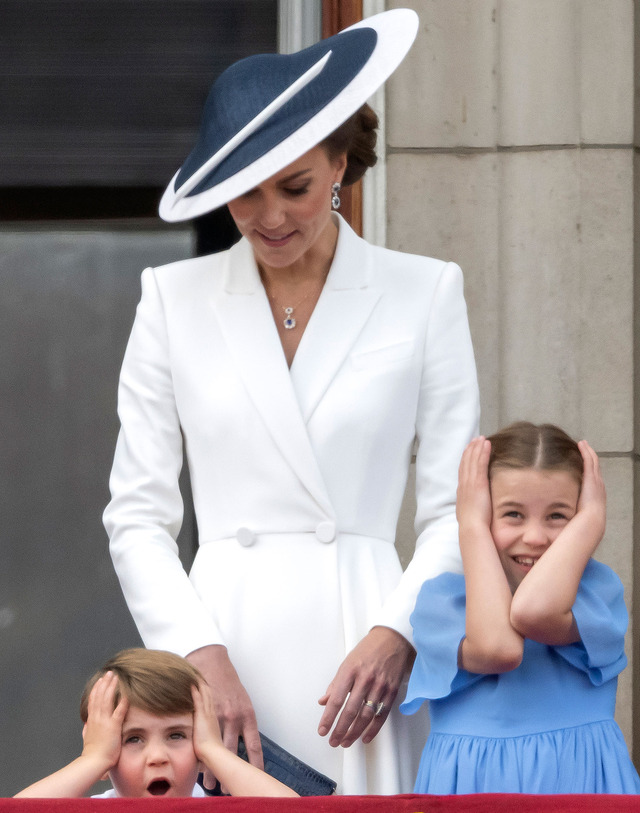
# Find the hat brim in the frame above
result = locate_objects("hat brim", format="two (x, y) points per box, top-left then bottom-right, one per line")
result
(159, 9), (418, 222)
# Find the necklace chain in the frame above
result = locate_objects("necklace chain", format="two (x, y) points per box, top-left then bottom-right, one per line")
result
(263, 271), (329, 330)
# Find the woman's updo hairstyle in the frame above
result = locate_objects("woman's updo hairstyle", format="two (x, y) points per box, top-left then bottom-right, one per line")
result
(321, 103), (378, 186)
(487, 421), (583, 487)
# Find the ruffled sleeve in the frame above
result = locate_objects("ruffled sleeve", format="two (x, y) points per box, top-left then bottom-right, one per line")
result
(400, 572), (482, 714)
(554, 559), (628, 685)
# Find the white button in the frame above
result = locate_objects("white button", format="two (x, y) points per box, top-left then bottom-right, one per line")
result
(236, 527), (256, 547)
(315, 521), (336, 543)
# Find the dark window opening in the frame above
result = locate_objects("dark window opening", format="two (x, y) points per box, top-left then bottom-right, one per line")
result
(1, 0), (277, 225)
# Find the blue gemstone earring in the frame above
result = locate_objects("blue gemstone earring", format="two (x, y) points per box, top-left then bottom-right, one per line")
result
(331, 182), (341, 210)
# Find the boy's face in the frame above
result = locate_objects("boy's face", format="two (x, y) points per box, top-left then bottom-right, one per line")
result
(109, 706), (200, 798)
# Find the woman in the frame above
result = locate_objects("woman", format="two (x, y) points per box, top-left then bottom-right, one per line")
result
(104, 9), (479, 794)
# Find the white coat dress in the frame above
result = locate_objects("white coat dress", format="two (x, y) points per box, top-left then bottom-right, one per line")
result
(104, 213), (480, 794)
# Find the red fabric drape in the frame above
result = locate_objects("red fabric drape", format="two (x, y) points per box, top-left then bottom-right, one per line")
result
(3, 795), (640, 811)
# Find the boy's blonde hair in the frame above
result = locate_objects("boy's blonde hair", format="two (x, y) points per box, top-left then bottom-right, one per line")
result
(487, 421), (583, 486)
(79, 648), (203, 722)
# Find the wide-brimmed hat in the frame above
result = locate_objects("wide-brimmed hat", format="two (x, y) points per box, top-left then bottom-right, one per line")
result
(159, 8), (418, 222)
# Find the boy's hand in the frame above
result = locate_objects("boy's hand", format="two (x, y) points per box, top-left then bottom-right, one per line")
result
(81, 671), (128, 773)
(186, 644), (263, 782)
(192, 681), (224, 764)
(456, 437), (492, 534)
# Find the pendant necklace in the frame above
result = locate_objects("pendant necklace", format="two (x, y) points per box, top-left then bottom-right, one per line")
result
(265, 271), (329, 330)
(280, 294), (309, 330)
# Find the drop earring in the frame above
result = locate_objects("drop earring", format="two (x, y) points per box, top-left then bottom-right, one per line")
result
(331, 182), (341, 210)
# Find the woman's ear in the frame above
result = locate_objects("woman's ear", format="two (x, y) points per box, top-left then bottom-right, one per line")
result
(333, 152), (348, 184)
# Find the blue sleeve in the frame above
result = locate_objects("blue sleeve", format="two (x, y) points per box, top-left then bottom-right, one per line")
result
(400, 572), (483, 715)
(554, 559), (628, 685)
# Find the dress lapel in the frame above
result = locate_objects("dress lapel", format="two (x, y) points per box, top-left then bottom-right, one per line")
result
(290, 215), (381, 422)
(210, 239), (335, 517)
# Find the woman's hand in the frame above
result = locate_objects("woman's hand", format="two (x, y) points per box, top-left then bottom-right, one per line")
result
(186, 644), (263, 789)
(317, 626), (414, 747)
(456, 436), (492, 536)
(81, 671), (128, 773)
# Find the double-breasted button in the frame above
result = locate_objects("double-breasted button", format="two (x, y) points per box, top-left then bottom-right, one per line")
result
(236, 527), (256, 547)
(315, 521), (336, 544)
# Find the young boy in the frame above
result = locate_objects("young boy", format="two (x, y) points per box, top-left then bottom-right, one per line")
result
(15, 648), (299, 798)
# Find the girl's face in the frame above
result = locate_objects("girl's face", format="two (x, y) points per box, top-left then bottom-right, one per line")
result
(226, 145), (347, 273)
(490, 467), (580, 592)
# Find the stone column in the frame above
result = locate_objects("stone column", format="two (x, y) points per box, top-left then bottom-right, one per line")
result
(386, 0), (636, 754)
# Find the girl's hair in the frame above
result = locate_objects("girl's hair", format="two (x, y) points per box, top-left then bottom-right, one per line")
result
(487, 421), (583, 486)
(320, 103), (378, 186)
(79, 648), (204, 722)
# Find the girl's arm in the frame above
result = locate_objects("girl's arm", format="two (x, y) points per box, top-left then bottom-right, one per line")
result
(458, 438), (524, 674)
(510, 441), (606, 645)
(14, 673), (127, 798)
(192, 683), (298, 798)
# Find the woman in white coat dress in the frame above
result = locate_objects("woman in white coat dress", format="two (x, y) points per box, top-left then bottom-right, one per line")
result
(104, 9), (479, 795)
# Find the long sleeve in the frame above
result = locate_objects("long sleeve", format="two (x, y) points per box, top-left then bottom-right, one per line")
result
(374, 261), (480, 640)
(104, 267), (223, 656)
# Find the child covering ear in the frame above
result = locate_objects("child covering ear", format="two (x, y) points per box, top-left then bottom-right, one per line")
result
(15, 648), (299, 798)
(401, 423), (640, 795)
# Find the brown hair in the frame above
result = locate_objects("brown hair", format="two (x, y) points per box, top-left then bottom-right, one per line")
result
(79, 648), (203, 722)
(321, 103), (378, 186)
(487, 421), (583, 486)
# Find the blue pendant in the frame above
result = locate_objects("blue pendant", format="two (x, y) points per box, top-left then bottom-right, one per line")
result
(284, 307), (296, 329)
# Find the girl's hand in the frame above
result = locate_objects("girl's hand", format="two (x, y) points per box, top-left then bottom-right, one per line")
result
(81, 672), (128, 772)
(575, 440), (606, 543)
(456, 437), (492, 534)
(192, 681), (224, 762)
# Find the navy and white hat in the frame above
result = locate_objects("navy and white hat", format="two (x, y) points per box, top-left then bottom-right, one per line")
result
(159, 9), (419, 222)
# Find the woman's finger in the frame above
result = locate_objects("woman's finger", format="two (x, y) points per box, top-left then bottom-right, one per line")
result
(317, 677), (353, 737)
(361, 692), (394, 745)
(326, 685), (373, 747)
(340, 689), (395, 748)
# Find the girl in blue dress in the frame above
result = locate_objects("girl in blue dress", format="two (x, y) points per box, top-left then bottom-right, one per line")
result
(401, 422), (640, 794)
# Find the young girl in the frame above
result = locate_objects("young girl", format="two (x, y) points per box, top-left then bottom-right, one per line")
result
(401, 422), (640, 794)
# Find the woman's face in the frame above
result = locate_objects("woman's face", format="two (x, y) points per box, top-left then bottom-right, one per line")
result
(227, 145), (347, 272)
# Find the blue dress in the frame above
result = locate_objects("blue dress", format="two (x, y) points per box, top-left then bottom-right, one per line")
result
(400, 561), (640, 794)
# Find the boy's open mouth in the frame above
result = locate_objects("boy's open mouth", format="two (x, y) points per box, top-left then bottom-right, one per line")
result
(147, 779), (171, 796)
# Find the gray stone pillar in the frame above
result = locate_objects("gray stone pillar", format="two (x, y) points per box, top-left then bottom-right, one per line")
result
(386, 0), (636, 754)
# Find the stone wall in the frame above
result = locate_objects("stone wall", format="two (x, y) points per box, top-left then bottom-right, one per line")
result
(387, 0), (637, 755)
